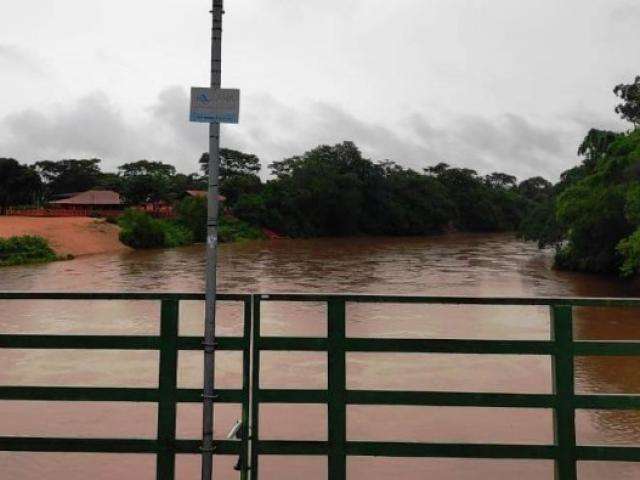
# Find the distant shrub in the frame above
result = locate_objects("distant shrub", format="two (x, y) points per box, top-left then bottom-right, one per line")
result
(118, 209), (166, 249)
(0, 235), (58, 266)
(233, 194), (266, 226)
(175, 196), (265, 244)
(118, 209), (193, 249)
(161, 221), (193, 248)
(175, 196), (207, 242)
(219, 215), (265, 243)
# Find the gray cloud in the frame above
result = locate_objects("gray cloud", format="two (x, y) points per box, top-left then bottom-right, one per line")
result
(0, 89), (207, 172)
(223, 95), (581, 181)
(0, 86), (603, 182)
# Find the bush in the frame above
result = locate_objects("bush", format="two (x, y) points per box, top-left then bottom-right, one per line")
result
(118, 210), (166, 249)
(118, 209), (193, 249)
(233, 194), (266, 226)
(175, 197), (207, 242)
(174, 196), (264, 243)
(618, 229), (640, 277)
(219, 215), (265, 243)
(161, 220), (193, 248)
(0, 235), (58, 266)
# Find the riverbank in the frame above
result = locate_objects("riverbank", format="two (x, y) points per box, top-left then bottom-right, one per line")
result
(0, 217), (131, 257)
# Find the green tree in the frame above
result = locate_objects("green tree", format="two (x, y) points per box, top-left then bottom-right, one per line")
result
(175, 196), (208, 242)
(199, 149), (262, 206)
(34, 159), (102, 197)
(199, 149), (261, 179)
(485, 172), (517, 189)
(118, 160), (176, 206)
(614, 76), (640, 126)
(578, 129), (621, 172)
(0, 158), (42, 213)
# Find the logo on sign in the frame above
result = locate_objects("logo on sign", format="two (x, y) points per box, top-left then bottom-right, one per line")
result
(189, 87), (240, 124)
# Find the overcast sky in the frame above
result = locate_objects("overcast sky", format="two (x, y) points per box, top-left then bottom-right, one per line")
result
(0, 0), (637, 180)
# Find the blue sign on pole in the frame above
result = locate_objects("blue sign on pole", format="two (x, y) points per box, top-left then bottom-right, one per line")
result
(190, 87), (240, 124)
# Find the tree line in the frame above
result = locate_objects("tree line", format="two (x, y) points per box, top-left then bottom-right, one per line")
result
(1, 146), (552, 237)
(0, 157), (210, 213)
(1, 75), (638, 276)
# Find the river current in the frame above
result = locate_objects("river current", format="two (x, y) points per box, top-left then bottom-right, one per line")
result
(1, 233), (640, 479)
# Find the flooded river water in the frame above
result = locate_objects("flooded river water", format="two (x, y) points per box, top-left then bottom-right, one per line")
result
(1, 233), (640, 479)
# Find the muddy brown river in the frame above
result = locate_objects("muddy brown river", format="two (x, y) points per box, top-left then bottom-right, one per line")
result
(1, 233), (640, 479)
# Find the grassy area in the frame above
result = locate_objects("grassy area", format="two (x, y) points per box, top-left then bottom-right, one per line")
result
(0, 235), (61, 267)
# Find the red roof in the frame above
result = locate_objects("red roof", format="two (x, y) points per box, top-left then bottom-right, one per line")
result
(51, 190), (122, 206)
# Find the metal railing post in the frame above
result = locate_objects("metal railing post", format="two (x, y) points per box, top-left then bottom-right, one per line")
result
(157, 299), (180, 480)
(240, 296), (252, 479)
(328, 298), (347, 480)
(250, 295), (262, 480)
(551, 305), (577, 480)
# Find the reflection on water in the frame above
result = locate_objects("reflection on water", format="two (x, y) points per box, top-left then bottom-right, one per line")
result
(2, 233), (640, 479)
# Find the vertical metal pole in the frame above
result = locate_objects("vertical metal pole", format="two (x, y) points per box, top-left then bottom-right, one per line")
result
(327, 298), (347, 480)
(157, 299), (179, 480)
(551, 305), (577, 480)
(250, 295), (262, 480)
(202, 1), (224, 479)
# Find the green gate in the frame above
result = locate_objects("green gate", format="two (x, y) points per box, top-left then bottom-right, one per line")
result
(0, 292), (252, 480)
(2, 292), (640, 479)
(250, 294), (640, 480)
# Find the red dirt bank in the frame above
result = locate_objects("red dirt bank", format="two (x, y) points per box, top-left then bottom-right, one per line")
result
(0, 217), (130, 257)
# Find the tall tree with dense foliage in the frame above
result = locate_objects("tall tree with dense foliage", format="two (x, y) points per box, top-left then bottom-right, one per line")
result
(117, 160), (176, 206)
(258, 142), (527, 237)
(614, 76), (640, 127)
(0, 158), (42, 213)
(520, 75), (640, 276)
(199, 149), (263, 206)
(34, 159), (102, 197)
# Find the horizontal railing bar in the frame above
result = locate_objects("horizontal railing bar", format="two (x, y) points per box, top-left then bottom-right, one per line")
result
(345, 338), (554, 354)
(346, 442), (557, 459)
(0, 437), (242, 455)
(257, 337), (556, 354)
(0, 387), (159, 402)
(574, 341), (640, 356)
(2, 292), (640, 306)
(253, 391), (640, 410)
(575, 395), (640, 409)
(0, 437), (159, 453)
(0, 387), (244, 403)
(257, 440), (329, 455)
(0, 335), (160, 350)
(347, 391), (556, 408)
(177, 388), (245, 403)
(258, 337), (328, 351)
(255, 293), (640, 307)
(175, 439), (242, 455)
(258, 389), (328, 403)
(0, 292), (250, 301)
(577, 445), (640, 461)
(0, 336), (247, 351)
(177, 336), (247, 351)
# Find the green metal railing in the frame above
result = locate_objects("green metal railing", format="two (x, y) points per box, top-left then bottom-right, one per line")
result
(2, 293), (640, 479)
(0, 292), (252, 480)
(250, 294), (640, 480)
